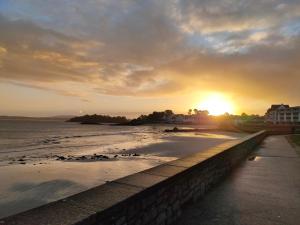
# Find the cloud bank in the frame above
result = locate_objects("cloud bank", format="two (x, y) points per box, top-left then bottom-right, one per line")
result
(0, 0), (300, 106)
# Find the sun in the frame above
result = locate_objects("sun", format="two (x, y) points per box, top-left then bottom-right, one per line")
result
(197, 93), (235, 116)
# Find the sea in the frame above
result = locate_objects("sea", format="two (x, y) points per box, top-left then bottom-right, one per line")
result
(0, 118), (170, 162)
(0, 118), (245, 218)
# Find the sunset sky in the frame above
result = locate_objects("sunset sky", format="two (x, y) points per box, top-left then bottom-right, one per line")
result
(0, 0), (300, 117)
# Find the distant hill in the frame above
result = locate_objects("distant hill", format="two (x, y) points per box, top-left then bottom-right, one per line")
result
(48, 115), (75, 119)
(0, 115), (75, 120)
(67, 114), (129, 124)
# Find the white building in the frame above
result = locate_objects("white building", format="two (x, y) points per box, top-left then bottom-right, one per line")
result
(265, 104), (300, 124)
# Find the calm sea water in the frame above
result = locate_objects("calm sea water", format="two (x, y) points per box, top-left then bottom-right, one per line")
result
(0, 119), (170, 163)
(0, 119), (245, 218)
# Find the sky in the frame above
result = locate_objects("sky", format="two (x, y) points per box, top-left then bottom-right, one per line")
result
(0, 0), (300, 117)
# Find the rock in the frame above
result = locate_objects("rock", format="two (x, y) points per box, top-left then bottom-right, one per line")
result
(93, 154), (109, 159)
(248, 156), (256, 161)
(56, 156), (66, 160)
(173, 127), (179, 131)
(133, 153), (140, 156)
(114, 155), (118, 158)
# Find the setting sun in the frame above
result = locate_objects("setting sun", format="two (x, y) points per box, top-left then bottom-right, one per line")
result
(197, 93), (235, 116)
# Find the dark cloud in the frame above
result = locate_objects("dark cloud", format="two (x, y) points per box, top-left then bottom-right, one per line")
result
(0, 0), (299, 104)
(0, 14), (100, 83)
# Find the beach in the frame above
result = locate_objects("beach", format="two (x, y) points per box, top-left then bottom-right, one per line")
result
(0, 119), (246, 218)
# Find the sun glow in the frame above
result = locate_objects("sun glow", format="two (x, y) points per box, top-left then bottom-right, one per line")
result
(197, 93), (235, 116)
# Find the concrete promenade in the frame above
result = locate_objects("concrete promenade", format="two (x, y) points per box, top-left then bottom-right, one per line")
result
(174, 135), (300, 225)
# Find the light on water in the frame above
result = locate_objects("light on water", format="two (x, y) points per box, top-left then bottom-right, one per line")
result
(0, 119), (244, 218)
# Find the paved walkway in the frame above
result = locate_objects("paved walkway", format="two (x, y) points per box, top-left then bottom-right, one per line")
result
(174, 135), (300, 225)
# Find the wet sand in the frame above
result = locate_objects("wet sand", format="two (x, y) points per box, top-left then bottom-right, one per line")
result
(126, 132), (240, 157)
(0, 129), (245, 219)
(0, 159), (161, 218)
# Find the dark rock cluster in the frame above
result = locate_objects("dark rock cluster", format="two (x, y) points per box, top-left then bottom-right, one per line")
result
(55, 153), (141, 161)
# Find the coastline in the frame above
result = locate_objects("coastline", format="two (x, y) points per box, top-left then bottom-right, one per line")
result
(0, 119), (246, 219)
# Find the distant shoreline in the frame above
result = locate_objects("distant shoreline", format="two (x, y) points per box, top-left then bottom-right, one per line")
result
(0, 116), (72, 121)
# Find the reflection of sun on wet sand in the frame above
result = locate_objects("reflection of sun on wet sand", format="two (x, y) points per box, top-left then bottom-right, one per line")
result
(42, 131), (243, 162)
(0, 159), (161, 218)
(126, 131), (242, 158)
(0, 127), (245, 218)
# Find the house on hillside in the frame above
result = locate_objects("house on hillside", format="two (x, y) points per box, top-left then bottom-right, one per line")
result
(265, 104), (300, 124)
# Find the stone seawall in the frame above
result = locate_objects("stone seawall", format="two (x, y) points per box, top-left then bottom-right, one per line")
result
(2, 131), (267, 225)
